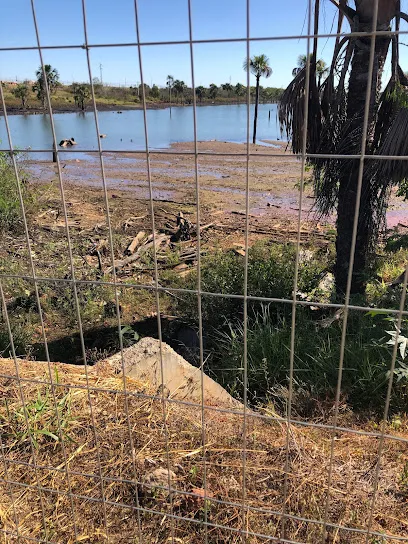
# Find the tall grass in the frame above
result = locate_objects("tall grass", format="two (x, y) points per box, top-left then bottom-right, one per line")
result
(215, 305), (403, 414)
(0, 151), (32, 231)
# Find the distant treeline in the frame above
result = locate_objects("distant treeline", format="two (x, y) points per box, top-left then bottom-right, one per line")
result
(69, 79), (284, 106)
(132, 80), (284, 104)
(3, 74), (284, 112)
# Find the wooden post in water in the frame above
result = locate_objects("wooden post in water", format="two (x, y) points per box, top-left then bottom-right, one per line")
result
(268, 110), (271, 120)
(52, 142), (57, 163)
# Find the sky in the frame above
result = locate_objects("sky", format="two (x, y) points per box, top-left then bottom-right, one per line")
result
(0, 0), (408, 89)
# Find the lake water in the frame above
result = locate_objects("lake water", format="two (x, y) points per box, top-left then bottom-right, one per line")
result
(0, 103), (282, 158)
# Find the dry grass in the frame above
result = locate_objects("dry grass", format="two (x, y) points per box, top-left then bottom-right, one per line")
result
(0, 357), (407, 543)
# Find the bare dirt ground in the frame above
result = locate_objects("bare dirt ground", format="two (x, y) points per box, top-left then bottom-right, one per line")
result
(26, 141), (331, 249)
(27, 140), (408, 242)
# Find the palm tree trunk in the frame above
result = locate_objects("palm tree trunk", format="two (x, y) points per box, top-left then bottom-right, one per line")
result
(335, 11), (392, 297)
(253, 76), (260, 144)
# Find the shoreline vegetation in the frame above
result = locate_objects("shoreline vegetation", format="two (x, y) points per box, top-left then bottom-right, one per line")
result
(2, 99), (273, 115)
(2, 79), (284, 116)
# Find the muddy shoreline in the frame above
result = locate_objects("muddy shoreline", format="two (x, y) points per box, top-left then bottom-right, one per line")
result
(25, 140), (408, 229)
(27, 141), (315, 224)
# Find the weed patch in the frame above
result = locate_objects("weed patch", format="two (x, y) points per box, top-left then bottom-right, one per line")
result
(0, 151), (34, 232)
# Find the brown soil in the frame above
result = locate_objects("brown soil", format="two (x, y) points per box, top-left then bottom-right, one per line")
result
(26, 140), (331, 249)
(0, 357), (407, 543)
(26, 140), (408, 236)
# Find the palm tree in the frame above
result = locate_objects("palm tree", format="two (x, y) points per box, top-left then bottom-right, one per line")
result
(208, 83), (218, 100)
(243, 54), (272, 144)
(234, 82), (245, 103)
(279, 0), (408, 297)
(292, 54), (329, 88)
(11, 82), (29, 109)
(33, 64), (60, 108)
(195, 86), (206, 103)
(221, 83), (233, 100)
(173, 80), (187, 104)
(166, 75), (174, 115)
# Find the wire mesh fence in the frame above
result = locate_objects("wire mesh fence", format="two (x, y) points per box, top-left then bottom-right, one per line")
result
(1, 0), (408, 542)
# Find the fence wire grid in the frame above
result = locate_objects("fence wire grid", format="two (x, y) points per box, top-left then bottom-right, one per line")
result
(1, 0), (408, 543)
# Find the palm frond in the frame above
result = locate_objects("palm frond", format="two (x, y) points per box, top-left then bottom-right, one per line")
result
(278, 66), (321, 155)
(374, 107), (408, 182)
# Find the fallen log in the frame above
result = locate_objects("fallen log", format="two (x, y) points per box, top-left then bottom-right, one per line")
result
(125, 231), (146, 256)
(106, 233), (168, 274)
(213, 224), (328, 237)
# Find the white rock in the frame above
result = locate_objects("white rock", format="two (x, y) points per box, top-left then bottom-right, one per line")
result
(104, 337), (243, 409)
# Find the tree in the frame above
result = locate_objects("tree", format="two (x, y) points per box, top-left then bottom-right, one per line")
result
(138, 83), (150, 97)
(72, 83), (90, 111)
(221, 82), (233, 99)
(166, 75), (174, 114)
(244, 54), (272, 144)
(173, 80), (187, 104)
(150, 84), (160, 99)
(32, 64), (60, 108)
(292, 54), (329, 88)
(234, 82), (246, 102)
(195, 86), (206, 103)
(12, 82), (29, 109)
(208, 83), (218, 99)
(262, 87), (283, 103)
(279, 0), (407, 297)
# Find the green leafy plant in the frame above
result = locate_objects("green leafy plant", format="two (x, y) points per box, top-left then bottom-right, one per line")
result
(120, 325), (140, 347)
(384, 323), (408, 383)
(1, 373), (75, 449)
(0, 150), (33, 231)
(386, 327), (408, 360)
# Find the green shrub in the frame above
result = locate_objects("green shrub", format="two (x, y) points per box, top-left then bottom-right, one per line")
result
(0, 151), (32, 231)
(175, 242), (328, 327)
(0, 320), (34, 359)
(247, 242), (325, 298)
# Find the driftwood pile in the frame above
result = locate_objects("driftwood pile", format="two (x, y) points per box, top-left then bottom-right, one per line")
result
(85, 210), (213, 278)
